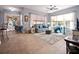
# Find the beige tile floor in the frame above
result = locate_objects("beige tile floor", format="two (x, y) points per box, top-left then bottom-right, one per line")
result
(0, 31), (66, 54)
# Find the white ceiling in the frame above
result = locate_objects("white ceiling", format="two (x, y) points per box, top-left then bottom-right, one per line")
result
(0, 5), (75, 13)
(19, 5), (75, 13)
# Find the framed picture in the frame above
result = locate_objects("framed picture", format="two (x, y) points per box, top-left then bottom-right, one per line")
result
(24, 15), (29, 22)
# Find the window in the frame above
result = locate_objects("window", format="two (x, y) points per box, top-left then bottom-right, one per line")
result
(30, 14), (47, 27)
(51, 12), (75, 34)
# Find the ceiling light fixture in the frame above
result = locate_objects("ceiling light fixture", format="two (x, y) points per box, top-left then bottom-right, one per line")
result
(47, 5), (58, 13)
(47, 5), (58, 10)
(8, 7), (18, 11)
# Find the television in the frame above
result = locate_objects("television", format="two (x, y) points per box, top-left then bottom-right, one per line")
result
(77, 18), (79, 30)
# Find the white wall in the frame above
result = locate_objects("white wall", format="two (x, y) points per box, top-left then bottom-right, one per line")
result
(0, 6), (47, 27)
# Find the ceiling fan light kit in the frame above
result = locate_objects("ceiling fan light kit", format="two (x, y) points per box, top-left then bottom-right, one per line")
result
(47, 5), (58, 11)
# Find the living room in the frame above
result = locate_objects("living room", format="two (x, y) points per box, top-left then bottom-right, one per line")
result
(0, 5), (79, 54)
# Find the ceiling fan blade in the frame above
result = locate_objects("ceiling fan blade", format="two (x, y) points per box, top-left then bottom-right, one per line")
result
(54, 5), (56, 7)
(54, 8), (58, 10)
(47, 7), (51, 9)
(50, 8), (53, 10)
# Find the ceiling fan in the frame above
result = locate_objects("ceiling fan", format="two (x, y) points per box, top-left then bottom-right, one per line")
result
(47, 5), (58, 11)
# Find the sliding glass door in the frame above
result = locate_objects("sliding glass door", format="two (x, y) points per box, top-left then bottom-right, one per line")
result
(51, 13), (75, 35)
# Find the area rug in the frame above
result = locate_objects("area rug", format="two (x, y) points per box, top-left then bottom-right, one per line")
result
(34, 32), (65, 45)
